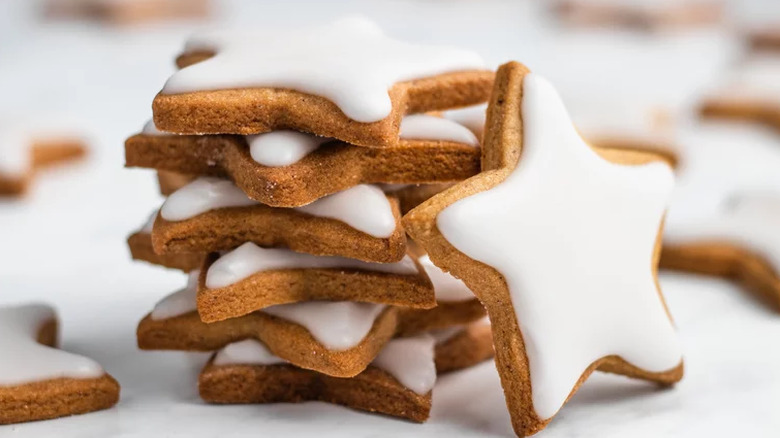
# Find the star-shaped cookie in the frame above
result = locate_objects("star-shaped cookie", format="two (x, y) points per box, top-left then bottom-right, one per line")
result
(403, 61), (683, 436)
(662, 121), (780, 311)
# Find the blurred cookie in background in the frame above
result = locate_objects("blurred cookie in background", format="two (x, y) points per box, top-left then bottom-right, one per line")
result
(44, 0), (210, 25)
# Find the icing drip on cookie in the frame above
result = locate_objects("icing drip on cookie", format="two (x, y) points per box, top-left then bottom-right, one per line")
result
(296, 185), (396, 238)
(161, 177), (257, 221)
(214, 334), (436, 394)
(150, 271), (199, 320)
(0, 304), (104, 386)
(667, 192), (780, 269)
(206, 242), (418, 289)
(161, 178), (396, 238)
(419, 255), (475, 302)
(399, 114), (479, 146)
(262, 301), (385, 351)
(247, 131), (329, 167)
(213, 339), (285, 366)
(370, 334), (436, 395)
(436, 74), (682, 419)
(162, 16), (485, 123)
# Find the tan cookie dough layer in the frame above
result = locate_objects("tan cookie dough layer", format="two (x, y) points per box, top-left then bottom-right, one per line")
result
(127, 231), (204, 272)
(151, 195), (408, 263)
(125, 132), (480, 207)
(198, 361), (431, 423)
(196, 254), (434, 323)
(137, 307), (398, 378)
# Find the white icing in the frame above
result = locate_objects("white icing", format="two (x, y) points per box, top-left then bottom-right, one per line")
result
(436, 74), (682, 420)
(399, 114), (479, 146)
(443, 104), (487, 139)
(212, 334), (436, 395)
(206, 242), (418, 289)
(0, 304), (104, 386)
(0, 128), (31, 177)
(371, 335), (436, 395)
(296, 185), (396, 238)
(247, 130), (329, 167)
(263, 301), (385, 351)
(428, 326), (465, 345)
(665, 122), (780, 271)
(161, 177), (396, 238)
(212, 339), (285, 367)
(163, 16), (485, 123)
(150, 271), (199, 320)
(160, 177), (257, 221)
(419, 255), (474, 302)
(667, 193), (780, 269)
(719, 56), (780, 98)
(142, 119), (168, 136)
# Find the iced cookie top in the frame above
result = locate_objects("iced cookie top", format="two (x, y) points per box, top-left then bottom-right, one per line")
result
(0, 304), (104, 386)
(161, 16), (485, 123)
(214, 334), (436, 394)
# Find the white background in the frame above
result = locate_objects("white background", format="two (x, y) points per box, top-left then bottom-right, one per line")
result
(1, 0), (780, 436)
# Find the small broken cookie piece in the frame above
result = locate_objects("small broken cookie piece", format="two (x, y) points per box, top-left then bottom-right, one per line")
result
(125, 115), (480, 207)
(153, 17), (493, 147)
(403, 62), (683, 436)
(553, 0), (722, 30)
(663, 192), (780, 312)
(0, 304), (119, 425)
(396, 255), (485, 336)
(700, 56), (780, 132)
(127, 212), (204, 272)
(432, 319), (494, 374)
(0, 129), (86, 196)
(199, 335), (435, 422)
(44, 0), (210, 25)
(138, 284), (399, 377)
(152, 179), (408, 263)
(197, 243), (434, 323)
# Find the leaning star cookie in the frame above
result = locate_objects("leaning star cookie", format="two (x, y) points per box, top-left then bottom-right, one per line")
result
(127, 212), (204, 272)
(396, 255), (485, 336)
(700, 56), (780, 132)
(199, 335), (435, 422)
(153, 17), (493, 147)
(126, 114), (480, 207)
(138, 280), (398, 377)
(0, 127), (86, 196)
(402, 62), (683, 436)
(0, 304), (119, 424)
(152, 178), (408, 263)
(196, 242), (434, 323)
(661, 121), (780, 312)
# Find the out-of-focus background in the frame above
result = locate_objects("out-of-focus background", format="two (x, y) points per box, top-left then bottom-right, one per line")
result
(1, 0), (780, 436)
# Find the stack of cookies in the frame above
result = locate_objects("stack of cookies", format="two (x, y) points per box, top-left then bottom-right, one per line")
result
(125, 17), (496, 422)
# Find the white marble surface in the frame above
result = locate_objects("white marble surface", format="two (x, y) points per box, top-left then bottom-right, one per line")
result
(1, 0), (780, 436)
